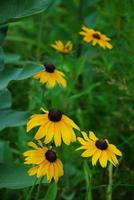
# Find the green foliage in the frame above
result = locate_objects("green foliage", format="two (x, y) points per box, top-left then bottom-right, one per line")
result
(0, 0), (58, 24)
(0, 164), (47, 189)
(0, 0), (134, 199)
(44, 183), (58, 200)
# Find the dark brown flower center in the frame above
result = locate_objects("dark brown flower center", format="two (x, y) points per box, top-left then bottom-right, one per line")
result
(44, 63), (55, 73)
(92, 33), (100, 39)
(48, 109), (62, 122)
(45, 150), (57, 162)
(95, 139), (108, 150)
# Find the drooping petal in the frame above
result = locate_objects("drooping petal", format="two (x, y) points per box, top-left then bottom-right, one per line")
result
(28, 166), (38, 176)
(99, 151), (108, 168)
(53, 123), (62, 146)
(92, 150), (102, 166)
(62, 115), (80, 130)
(108, 144), (122, 156)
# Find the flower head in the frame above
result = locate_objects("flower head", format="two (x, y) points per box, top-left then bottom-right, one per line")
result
(80, 25), (113, 49)
(27, 108), (80, 146)
(23, 141), (64, 182)
(77, 131), (122, 168)
(34, 63), (67, 88)
(51, 40), (73, 53)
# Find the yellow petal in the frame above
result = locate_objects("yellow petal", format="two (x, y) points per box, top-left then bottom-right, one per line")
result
(53, 162), (59, 182)
(89, 131), (98, 141)
(48, 163), (54, 182)
(99, 151), (108, 168)
(108, 144), (122, 156)
(81, 148), (96, 157)
(92, 150), (101, 166)
(45, 122), (54, 144)
(53, 123), (61, 146)
(27, 141), (39, 149)
(24, 149), (46, 164)
(81, 131), (90, 141)
(37, 160), (49, 178)
(28, 166), (38, 176)
(60, 121), (72, 145)
(62, 115), (80, 130)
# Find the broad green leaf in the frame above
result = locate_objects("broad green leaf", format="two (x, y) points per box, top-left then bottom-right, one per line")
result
(0, 141), (13, 163)
(0, 25), (8, 45)
(4, 53), (21, 64)
(0, 88), (12, 109)
(0, 0), (55, 24)
(0, 109), (29, 131)
(0, 164), (47, 189)
(44, 182), (58, 200)
(0, 47), (4, 71)
(0, 62), (44, 89)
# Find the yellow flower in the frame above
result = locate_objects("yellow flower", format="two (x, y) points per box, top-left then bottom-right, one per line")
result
(23, 141), (64, 182)
(80, 25), (113, 49)
(27, 108), (80, 146)
(77, 131), (122, 168)
(51, 40), (73, 53)
(34, 63), (67, 88)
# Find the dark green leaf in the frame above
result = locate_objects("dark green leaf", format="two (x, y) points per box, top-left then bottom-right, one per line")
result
(44, 182), (58, 200)
(0, 109), (29, 131)
(0, 0), (55, 24)
(0, 141), (13, 163)
(0, 24), (8, 45)
(0, 164), (47, 189)
(0, 47), (4, 71)
(0, 62), (44, 89)
(0, 88), (12, 109)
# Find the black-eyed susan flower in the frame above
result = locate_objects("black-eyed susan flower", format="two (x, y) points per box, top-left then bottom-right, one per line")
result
(77, 131), (122, 168)
(51, 40), (73, 53)
(80, 25), (113, 49)
(34, 63), (67, 88)
(27, 108), (80, 146)
(23, 141), (64, 182)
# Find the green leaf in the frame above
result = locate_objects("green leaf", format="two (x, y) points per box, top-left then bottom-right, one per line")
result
(44, 182), (58, 200)
(0, 88), (12, 109)
(0, 47), (4, 71)
(4, 53), (21, 64)
(0, 164), (47, 189)
(0, 141), (13, 163)
(0, 0), (55, 24)
(0, 24), (8, 45)
(0, 109), (29, 131)
(0, 62), (44, 89)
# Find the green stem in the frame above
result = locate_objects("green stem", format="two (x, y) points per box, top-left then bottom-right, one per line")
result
(106, 163), (113, 200)
(36, 177), (43, 200)
(83, 161), (92, 200)
(26, 179), (37, 200)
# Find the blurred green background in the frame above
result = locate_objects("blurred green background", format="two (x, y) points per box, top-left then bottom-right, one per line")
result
(0, 0), (134, 199)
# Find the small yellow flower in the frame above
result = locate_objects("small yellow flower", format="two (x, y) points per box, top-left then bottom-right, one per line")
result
(34, 63), (67, 88)
(27, 108), (80, 146)
(23, 141), (64, 182)
(51, 40), (73, 53)
(80, 25), (113, 49)
(77, 131), (122, 168)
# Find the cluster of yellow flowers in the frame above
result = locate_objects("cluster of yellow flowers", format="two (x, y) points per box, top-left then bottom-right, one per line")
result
(23, 25), (122, 183)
